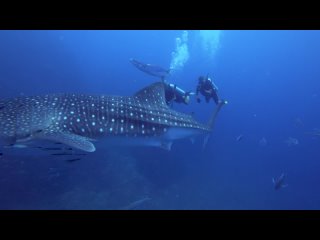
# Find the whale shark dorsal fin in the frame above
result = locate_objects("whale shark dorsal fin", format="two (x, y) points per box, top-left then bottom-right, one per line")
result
(34, 131), (96, 152)
(134, 82), (167, 107)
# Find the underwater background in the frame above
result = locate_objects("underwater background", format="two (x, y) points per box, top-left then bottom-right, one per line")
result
(0, 30), (319, 210)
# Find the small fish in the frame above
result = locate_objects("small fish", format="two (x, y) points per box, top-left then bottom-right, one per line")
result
(42, 147), (65, 151)
(7, 144), (28, 148)
(119, 197), (152, 210)
(51, 153), (74, 156)
(65, 158), (81, 163)
(285, 137), (299, 147)
(30, 146), (44, 149)
(305, 128), (320, 137)
(272, 173), (288, 190)
(236, 134), (243, 142)
(259, 137), (267, 146)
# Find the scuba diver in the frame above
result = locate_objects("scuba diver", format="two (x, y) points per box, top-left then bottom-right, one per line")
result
(163, 81), (194, 106)
(130, 58), (194, 106)
(196, 75), (227, 105)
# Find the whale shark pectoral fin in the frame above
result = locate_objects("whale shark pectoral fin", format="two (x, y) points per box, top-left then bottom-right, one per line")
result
(34, 131), (96, 152)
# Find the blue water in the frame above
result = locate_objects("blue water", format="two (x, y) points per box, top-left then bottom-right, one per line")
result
(0, 30), (319, 209)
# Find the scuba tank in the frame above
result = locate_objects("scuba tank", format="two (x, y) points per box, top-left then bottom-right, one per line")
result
(167, 83), (192, 105)
(168, 84), (186, 96)
(206, 73), (219, 90)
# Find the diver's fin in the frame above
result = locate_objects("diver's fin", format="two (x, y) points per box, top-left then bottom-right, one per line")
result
(33, 131), (96, 152)
(207, 100), (227, 131)
(202, 100), (227, 151)
(185, 91), (196, 96)
(160, 141), (173, 151)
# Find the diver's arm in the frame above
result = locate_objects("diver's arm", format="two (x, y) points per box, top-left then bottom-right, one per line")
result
(196, 84), (200, 96)
(196, 84), (201, 103)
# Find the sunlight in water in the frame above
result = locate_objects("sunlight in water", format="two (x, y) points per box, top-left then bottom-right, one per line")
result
(199, 30), (222, 58)
(170, 30), (189, 72)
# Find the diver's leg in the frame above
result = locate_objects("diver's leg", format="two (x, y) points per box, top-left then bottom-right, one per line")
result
(212, 92), (220, 105)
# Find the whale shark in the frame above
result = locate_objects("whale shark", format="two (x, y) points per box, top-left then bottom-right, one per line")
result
(0, 82), (226, 152)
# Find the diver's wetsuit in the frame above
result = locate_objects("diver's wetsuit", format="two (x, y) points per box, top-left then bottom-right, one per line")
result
(196, 77), (220, 104)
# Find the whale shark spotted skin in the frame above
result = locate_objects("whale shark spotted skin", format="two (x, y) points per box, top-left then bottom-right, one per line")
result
(0, 82), (224, 152)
